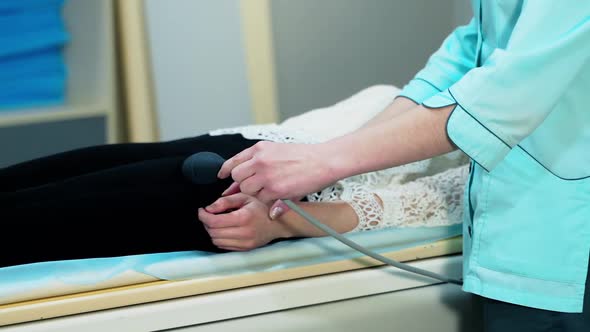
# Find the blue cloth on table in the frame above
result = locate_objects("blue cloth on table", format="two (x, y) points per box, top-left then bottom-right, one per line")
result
(0, 224), (461, 301)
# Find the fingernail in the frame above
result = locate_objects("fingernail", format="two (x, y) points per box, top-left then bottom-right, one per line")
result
(269, 206), (283, 220)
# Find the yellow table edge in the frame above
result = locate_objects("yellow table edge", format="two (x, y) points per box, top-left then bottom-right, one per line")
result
(0, 236), (462, 326)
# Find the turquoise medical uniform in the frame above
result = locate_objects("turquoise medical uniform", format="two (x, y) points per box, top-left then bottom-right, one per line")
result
(400, 0), (590, 313)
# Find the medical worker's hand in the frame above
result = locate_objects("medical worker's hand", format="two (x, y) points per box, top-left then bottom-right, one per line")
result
(217, 141), (338, 203)
(197, 193), (290, 251)
(220, 182), (305, 221)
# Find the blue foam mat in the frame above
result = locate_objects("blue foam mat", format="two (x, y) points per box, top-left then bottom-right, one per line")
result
(0, 5), (68, 58)
(0, 48), (65, 81)
(0, 0), (65, 13)
(0, 74), (66, 110)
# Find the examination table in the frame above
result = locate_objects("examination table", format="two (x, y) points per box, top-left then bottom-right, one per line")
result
(0, 223), (483, 331)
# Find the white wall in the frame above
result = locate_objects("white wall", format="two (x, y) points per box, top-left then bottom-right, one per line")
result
(454, 0), (473, 25)
(144, 0), (252, 140)
(144, 1), (473, 136)
(271, 0), (462, 120)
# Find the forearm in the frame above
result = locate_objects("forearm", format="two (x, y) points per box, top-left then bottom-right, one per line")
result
(321, 104), (457, 181)
(359, 96), (418, 130)
(275, 201), (359, 238)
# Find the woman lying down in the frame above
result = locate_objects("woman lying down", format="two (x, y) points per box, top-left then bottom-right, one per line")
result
(0, 86), (469, 268)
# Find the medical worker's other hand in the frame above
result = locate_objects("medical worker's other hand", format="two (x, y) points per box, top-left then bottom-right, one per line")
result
(217, 141), (338, 203)
(198, 193), (291, 251)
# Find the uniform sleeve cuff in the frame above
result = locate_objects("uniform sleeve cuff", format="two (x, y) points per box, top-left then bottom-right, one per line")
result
(423, 90), (512, 172)
(398, 78), (442, 104)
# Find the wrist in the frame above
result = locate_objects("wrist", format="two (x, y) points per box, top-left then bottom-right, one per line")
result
(273, 212), (297, 239)
(273, 206), (309, 239)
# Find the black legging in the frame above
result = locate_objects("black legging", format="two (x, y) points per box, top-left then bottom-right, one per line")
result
(0, 134), (259, 268)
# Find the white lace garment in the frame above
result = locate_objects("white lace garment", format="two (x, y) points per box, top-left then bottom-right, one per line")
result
(210, 85), (469, 232)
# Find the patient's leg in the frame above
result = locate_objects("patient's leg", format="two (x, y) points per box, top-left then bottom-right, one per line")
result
(0, 134), (256, 192)
(0, 156), (235, 268)
(0, 135), (260, 268)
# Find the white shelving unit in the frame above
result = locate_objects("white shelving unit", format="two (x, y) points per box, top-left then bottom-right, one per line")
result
(0, 0), (119, 166)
